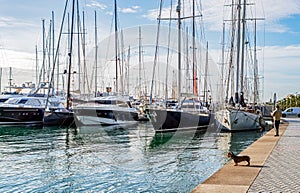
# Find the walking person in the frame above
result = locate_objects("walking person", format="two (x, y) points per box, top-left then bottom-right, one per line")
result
(271, 105), (282, 136)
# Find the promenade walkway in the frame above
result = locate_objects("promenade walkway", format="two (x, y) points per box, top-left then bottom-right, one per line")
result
(248, 118), (300, 192)
(191, 118), (300, 193)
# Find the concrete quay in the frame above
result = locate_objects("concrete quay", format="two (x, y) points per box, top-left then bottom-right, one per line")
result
(191, 118), (300, 193)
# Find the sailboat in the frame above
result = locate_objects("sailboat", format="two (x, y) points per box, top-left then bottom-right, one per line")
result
(215, 0), (264, 132)
(41, 1), (75, 127)
(148, 0), (211, 133)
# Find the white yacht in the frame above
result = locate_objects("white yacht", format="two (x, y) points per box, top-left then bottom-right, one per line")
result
(0, 95), (74, 127)
(0, 96), (45, 126)
(73, 96), (139, 127)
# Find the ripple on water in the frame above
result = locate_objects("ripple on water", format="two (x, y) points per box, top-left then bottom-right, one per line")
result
(0, 124), (266, 192)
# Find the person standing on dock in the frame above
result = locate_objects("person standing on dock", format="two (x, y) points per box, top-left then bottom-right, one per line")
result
(271, 105), (282, 136)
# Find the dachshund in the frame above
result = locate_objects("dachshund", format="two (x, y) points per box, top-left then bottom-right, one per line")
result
(227, 151), (250, 166)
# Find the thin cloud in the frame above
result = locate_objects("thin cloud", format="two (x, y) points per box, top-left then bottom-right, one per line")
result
(255, 0), (300, 33)
(0, 17), (19, 27)
(259, 44), (300, 98)
(0, 48), (34, 69)
(86, 0), (107, 10)
(132, 6), (140, 10)
(264, 23), (289, 33)
(106, 11), (113, 16)
(0, 16), (36, 28)
(143, 6), (176, 21)
(121, 6), (140, 14)
(121, 8), (137, 13)
(259, 0), (300, 20)
(143, 0), (300, 33)
(0, 17), (13, 27)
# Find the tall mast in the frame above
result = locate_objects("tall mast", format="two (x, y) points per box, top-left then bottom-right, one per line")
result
(67, 13), (70, 61)
(204, 42), (209, 104)
(253, 19), (258, 104)
(35, 45), (38, 85)
(221, 22), (225, 101)
(164, 0), (173, 101)
(149, 0), (163, 104)
(67, 0), (76, 109)
(251, 17), (264, 103)
(65, 13), (70, 92)
(192, 0), (198, 96)
(114, 0), (118, 93)
(82, 11), (87, 96)
(225, 0), (236, 103)
(120, 30), (125, 94)
(9, 67), (12, 92)
(185, 27), (189, 93)
(46, 0), (69, 109)
(52, 11), (57, 90)
(230, 0), (235, 100)
(48, 20), (52, 89)
(235, 0), (242, 104)
(42, 19), (46, 86)
(94, 11), (98, 97)
(127, 46), (130, 95)
(76, 0), (81, 93)
(138, 26), (142, 98)
(240, 0), (246, 94)
(176, 0), (182, 99)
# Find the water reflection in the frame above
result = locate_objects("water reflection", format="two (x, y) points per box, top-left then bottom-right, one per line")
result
(228, 130), (266, 154)
(0, 122), (266, 193)
(73, 125), (131, 145)
(0, 126), (43, 136)
(149, 129), (206, 149)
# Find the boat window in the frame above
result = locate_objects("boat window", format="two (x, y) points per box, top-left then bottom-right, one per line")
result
(18, 99), (28, 104)
(95, 100), (104, 104)
(181, 104), (195, 109)
(0, 98), (8, 103)
(50, 102), (60, 107)
(95, 100), (115, 105)
(4, 98), (19, 104)
(26, 99), (42, 106)
(118, 102), (129, 108)
(114, 100), (130, 107)
(110, 100), (117, 105)
(127, 101), (132, 108)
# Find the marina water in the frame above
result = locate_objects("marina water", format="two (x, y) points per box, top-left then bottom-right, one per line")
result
(0, 122), (265, 192)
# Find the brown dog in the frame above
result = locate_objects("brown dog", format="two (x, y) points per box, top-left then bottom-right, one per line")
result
(227, 151), (250, 166)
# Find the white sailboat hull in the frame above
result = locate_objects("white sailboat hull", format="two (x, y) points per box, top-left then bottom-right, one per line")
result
(215, 108), (261, 131)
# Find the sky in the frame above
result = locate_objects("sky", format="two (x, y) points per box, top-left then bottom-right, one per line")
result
(0, 0), (300, 102)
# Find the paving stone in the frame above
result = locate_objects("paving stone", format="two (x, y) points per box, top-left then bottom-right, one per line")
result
(248, 118), (300, 192)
